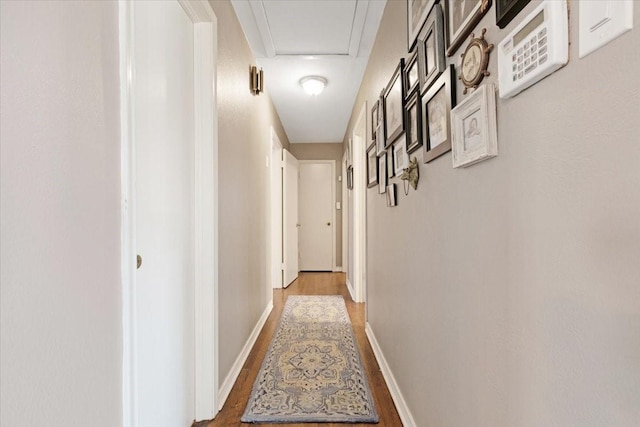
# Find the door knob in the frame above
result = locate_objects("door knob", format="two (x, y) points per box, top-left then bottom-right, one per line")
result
(137, 254), (142, 269)
(327, 222), (331, 226)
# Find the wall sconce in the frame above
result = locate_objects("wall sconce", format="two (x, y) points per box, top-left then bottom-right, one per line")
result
(250, 65), (263, 95)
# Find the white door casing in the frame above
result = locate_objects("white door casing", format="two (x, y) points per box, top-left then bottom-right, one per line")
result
(120, 1), (218, 425)
(352, 102), (367, 303)
(270, 128), (283, 289)
(298, 161), (335, 271)
(283, 149), (299, 287)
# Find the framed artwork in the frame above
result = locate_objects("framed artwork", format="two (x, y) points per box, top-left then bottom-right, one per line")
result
(422, 64), (456, 163)
(386, 183), (397, 207)
(387, 147), (395, 178)
(417, 3), (446, 94)
(445, 0), (493, 56)
(405, 88), (422, 154)
(346, 137), (353, 167)
(378, 153), (387, 194)
(383, 59), (406, 147)
(347, 166), (354, 190)
(366, 145), (378, 187)
(404, 50), (420, 99)
(451, 83), (498, 168)
(375, 95), (386, 155)
(393, 136), (409, 176)
(408, 0), (437, 50)
(371, 100), (379, 148)
(496, 0), (531, 29)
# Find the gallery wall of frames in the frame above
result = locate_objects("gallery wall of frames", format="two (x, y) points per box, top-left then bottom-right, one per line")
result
(366, 0), (572, 205)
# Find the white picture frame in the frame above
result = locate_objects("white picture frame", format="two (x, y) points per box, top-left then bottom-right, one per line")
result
(378, 153), (387, 194)
(393, 136), (409, 176)
(407, 0), (437, 51)
(451, 83), (498, 168)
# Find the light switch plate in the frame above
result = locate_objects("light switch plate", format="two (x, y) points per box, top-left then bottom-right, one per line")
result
(336, 202), (341, 210)
(579, 0), (633, 59)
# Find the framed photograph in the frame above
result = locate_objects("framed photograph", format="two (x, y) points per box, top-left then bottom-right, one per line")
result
(383, 59), (406, 147)
(405, 88), (422, 154)
(386, 183), (397, 207)
(387, 147), (395, 178)
(371, 99), (379, 146)
(375, 95), (386, 155)
(417, 3), (446, 94)
(347, 166), (354, 190)
(366, 145), (378, 187)
(496, 0), (531, 29)
(408, 0), (437, 50)
(393, 136), (409, 176)
(422, 64), (456, 163)
(451, 83), (498, 168)
(404, 50), (420, 99)
(378, 153), (387, 194)
(445, 0), (493, 56)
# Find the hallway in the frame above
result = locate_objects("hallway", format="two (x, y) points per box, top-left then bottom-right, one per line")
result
(204, 273), (402, 426)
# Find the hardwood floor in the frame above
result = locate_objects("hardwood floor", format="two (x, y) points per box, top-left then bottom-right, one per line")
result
(203, 272), (402, 427)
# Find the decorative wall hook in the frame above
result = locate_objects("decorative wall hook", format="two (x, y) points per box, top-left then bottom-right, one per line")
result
(400, 157), (419, 195)
(250, 65), (263, 95)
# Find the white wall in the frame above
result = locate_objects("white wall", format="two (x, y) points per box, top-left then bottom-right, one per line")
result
(344, 1), (640, 426)
(0, 1), (122, 426)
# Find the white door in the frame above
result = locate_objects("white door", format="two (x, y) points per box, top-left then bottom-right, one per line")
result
(283, 149), (299, 287)
(270, 130), (283, 288)
(134, 1), (195, 425)
(299, 161), (334, 271)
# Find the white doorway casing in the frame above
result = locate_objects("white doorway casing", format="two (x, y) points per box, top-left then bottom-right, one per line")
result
(351, 102), (367, 303)
(120, 1), (218, 425)
(270, 128), (283, 289)
(282, 149), (299, 287)
(298, 160), (336, 272)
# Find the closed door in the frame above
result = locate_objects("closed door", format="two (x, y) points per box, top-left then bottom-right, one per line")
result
(283, 149), (299, 287)
(299, 162), (334, 271)
(134, 1), (195, 425)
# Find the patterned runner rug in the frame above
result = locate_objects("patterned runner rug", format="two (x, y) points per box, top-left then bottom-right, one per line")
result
(241, 295), (379, 423)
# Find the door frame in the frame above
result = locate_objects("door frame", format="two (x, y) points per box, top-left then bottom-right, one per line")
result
(119, 1), (219, 425)
(352, 102), (367, 303)
(298, 160), (337, 272)
(270, 127), (283, 289)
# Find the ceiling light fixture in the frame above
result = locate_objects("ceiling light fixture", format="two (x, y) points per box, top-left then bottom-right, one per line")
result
(299, 76), (327, 96)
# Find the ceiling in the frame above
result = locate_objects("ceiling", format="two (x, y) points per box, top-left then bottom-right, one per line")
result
(231, 0), (386, 143)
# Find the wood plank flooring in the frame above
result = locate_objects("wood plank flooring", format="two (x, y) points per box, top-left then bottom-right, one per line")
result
(203, 272), (402, 427)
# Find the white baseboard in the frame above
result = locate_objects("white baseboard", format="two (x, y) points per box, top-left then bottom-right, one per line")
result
(345, 278), (355, 301)
(217, 300), (273, 410)
(333, 266), (343, 272)
(365, 323), (417, 427)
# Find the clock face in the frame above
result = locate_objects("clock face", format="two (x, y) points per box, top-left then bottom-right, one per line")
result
(462, 44), (482, 82)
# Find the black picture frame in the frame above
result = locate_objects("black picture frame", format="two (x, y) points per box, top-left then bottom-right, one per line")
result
(404, 50), (420, 100)
(407, 0), (438, 51)
(417, 3), (446, 95)
(366, 145), (378, 188)
(387, 147), (395, 178)
(422, 64), (456, 163)
(445, 0), (493, 56)
(383, 58), (406, 148)
(405, 88), (422, 154)
(371, 99), (379, 146)
(496, 0), (531, 29)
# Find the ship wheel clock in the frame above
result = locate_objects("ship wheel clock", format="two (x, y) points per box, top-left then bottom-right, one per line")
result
(459, 28), (494, 95)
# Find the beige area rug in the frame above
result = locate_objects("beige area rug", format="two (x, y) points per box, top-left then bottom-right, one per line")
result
(241, 295), (379, 423)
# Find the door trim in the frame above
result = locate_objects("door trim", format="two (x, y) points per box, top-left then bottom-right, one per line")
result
(270, 127), (283, 289)
(298, 160), (336, 272)
(352, 102), (367, 303)
(119, 1), (219, 425)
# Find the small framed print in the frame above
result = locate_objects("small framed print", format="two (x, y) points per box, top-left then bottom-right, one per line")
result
(496, 0), (531, 29)
(407, 0), (437, 50)
(404, 50), (420, 99)
(451, 83), (498, 168)
(378, 153), (387, 194)
(383, 59), (406, 147)
(387, 147), (395, 178)
(366, 144), (378, 187)
(393, 136), (409, 176)
(347, 166), (354, 190)
(445, 0), (493, 56)
(405, 88), (422, 154)
(422, 64), (456, 163)
(371, 100), (379, 147)
(375, 94), (386, 155)
(417, 3), (446, 94)
(386, 183), (397, 207)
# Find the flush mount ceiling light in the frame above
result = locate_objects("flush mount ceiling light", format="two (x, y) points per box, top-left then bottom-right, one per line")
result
(299, 76), (327, 96)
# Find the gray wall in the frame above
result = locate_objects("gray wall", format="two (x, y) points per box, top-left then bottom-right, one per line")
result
(344, 1), (640, 426)
(289, 143), (344, 267)
(209, 0), (291, 384)
(1, 2), (122, 425)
